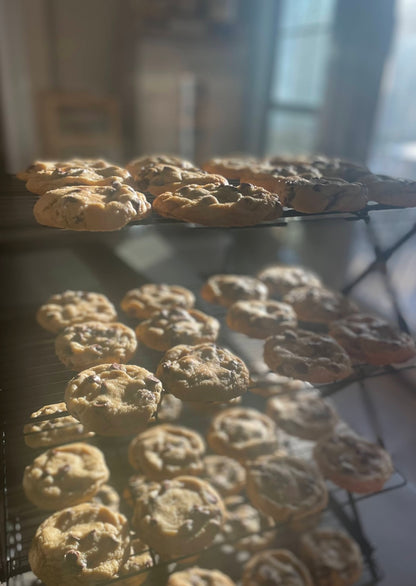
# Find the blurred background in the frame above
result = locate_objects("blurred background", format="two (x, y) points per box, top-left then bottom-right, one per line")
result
(1, 0), (415, 176)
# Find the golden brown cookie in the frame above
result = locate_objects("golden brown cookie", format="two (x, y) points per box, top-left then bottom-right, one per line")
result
(242, 549), (313, 586)
(90, 484), (120, 512)
(136, 307), (220, 351)
(153, 182), (283, 226)
(23, 442), (109, 510)
(207, 407), (278, 461)
(266, 391), (338, 441)
(226, 299), (297, 338)
(126, 154), (195, 178)
(246, 455), (328, 523)
(37, 290), (117, 334)
(202, 155), (259, 180)
(203, 455), (246, 497)
(258, 265), (322, 299)
(28, 503), (130, 586)
(17, 159), (58, 182)
(240, 163), (320, 200)
(201, 274), (268, 308)
(280, 176), (367, 214)
(167, 566), (235, 586)
(134, 163), (227, 196)
(329, 313), (416, 365)
(33, 182), (150, 231)
(131, 476), (225, 559)
(65, 363), (163, 436)
(222, 495), (275, 553)
(121, 283), (195, 319)
(362, 174), (416, 207)
(128, 424), (205, 480)
(263, 329), (352, 384)
(55, 321), (137, 371)
(25, 159), (132, 195)
(299, 528), (363, 586)
(156, 343), (250, 402)
(116, 537), (153, 586)
(249, 373), (309, 398)
(283, 286), (358, 325)
(314, 430), (393, 493)
(23, 402), (94, 448)
(310, 156), (370, 182)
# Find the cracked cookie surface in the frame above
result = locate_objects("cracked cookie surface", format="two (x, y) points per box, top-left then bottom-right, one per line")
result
(242, 549), (313, 586)
(202, 455), (246, 498)
(258, 265), (322, 299)
(167, 566), (235, 585)
(55, 321), (137, 370)
(201, 274), (268, 307)
(283, 286), (358, 325)
(227, 299), (297, 338)
(121, 283), (195, 319)
(65, 363), (162, 435)
(134, 164), (227, 196)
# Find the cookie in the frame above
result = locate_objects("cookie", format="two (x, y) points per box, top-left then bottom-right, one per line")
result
(126, 154), (195, 178)
(55, 321), (137, 371)
(283, 286), (358, 325)
(280, 176), (367, 214)
(263, 329), (352, 384)
(329, 313), (416, 365)
(28, 503), (129, 585)
(310, 156), (370, 182)
(128, 424), (205, 480)
(314, 429), (393, 493)
(246, 455), (328, 523)
(134, 163), (227, 196)
(116, 537), (153, 586)
(203, 455), (246, 497)
(207, 407), (278, 461)
(156, 343), (250, 402)
(153, 182), (283, 227)
(65, 363), (163, 436)
(121, 283), (195, 319)
(37, 290), (117, 334)
(362, 174), (416, 207)
(131, 476), (225, 559)
(123, 474), (148, 508)
(242, 549), (313, 586)
(226, 299), (297, 338)
(23, 442), (109, 510)
(90, 484), (120, 511)
(167, 567), (235, 586)
(136, 307), (220, 351)
(17, 159), (57, 182)
(17, 158), (110, 183)
(299, 528), (363, 586)
(266, 390), (338, 440)
(202, 156), (259, 180)
(157, 392), (183, 422)
(257, 265), (322, 299)
(249, 373), (309, 398)
(25, 159), (132, 195)
(23, 402), (94, 448)
(222, 495), (275, 553)
(201, 274), (268, 308)
(240, 164), (320, 199)
(33, 182), (150, 231)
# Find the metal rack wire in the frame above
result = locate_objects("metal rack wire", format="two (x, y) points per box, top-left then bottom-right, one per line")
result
(1, 190), (416, 584)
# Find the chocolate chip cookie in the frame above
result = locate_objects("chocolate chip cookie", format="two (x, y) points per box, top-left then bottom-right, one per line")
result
(263, 329), (352, 384)
(117, 537), (153, 585)
(55, 321), (137, 370)
(127, 154), (195, 178)
(249, 373), (309, 398)
(156, 343), (250, 402)
(134, 163), (227, 196)
(136, 307), (220, 351)
(23, 442), (109, 510)
(314, 429), (393, 493)
(90, 484), (120, 512)
(128, 424), (205, 480)
(266, 390), (338, 440)
(329, 313), (416, 365)
(33, 182), (150, 231)
(246, 455), (328, 523)
(202, 155), (259, 180)
(28, 503), (130, 585)
(121, 283), (195, 319)
(207, 407), (278, 461)
(363, 174), (416, 207)
(283, 286), (358, 325)
(24, 402), (94, 448)
(258, 265), (322, 299)
(226, 299), (297, 338)
(167, 567), (235, 586)
(65, 363), (163, 436)
(242, 549), (313, 586)
(152, 183), (283, 226)
(201, 274), (268, 307)
(37, 290), (117, 334)
(203, 455), (246, 497)
(222, 495), (275, 553)
(131, 476), (225, 559)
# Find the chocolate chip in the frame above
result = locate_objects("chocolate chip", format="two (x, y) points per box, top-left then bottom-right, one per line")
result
(64, 550), (85, 570)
